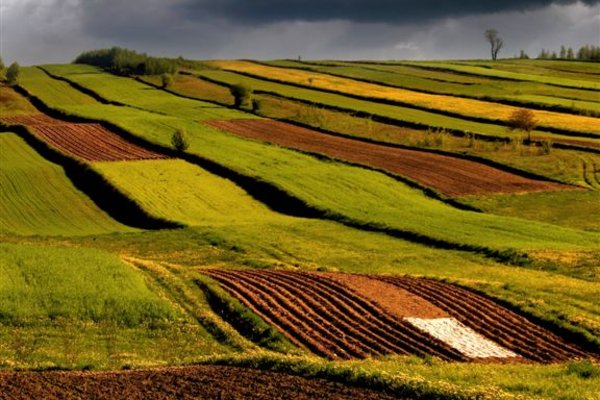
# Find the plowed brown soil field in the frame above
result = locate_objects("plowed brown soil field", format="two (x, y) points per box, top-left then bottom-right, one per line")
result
(375, 275), (596, 363)
(1, 114), (166, 162)
(0, 365), (402, 400)
(203, 270), (596, 363)
(206, 119), (569, 196)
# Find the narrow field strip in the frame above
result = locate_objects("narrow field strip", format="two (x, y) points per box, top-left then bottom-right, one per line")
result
(205, 119), (569, 197)
(264, 60), (600, 115)
(1, 114), (166, 162)
(0, 133), (132, 236)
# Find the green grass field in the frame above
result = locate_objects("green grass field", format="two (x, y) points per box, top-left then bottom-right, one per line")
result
(16, 66), (600, 254)
(2, 58), (599, 400)
(0, 133), (132, 236)
(92, 159), (279, 226)
(0, 242), (174, 325)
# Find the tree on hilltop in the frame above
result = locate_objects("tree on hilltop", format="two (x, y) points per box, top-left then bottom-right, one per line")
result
(485, 29), (504, 60)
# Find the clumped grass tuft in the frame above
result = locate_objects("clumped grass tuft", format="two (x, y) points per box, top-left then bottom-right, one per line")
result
(566, 360), (599, 379)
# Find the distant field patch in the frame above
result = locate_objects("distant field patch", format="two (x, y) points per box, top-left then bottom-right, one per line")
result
(0, 133), (132, 236)
(206, 119), (569, 197)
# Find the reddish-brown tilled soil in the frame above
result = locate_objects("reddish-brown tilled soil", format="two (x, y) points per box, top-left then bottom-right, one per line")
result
(206, 119), (569, 196)
(203, 270), (596, 363)
(1, 114), (166, 162)
(204, 269), (468, 361)
(375, 275), (598, 363)
(325, 273), (448, 319)
(0, 365), (403, 400)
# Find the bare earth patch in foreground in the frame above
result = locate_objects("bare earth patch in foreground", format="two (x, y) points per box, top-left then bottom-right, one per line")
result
(0, 365), (401, 400)
(203, 270), (595, 362)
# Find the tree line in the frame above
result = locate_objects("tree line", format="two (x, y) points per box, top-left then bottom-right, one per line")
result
(518, 44), (600, 61)
(73, 47), (179, 75)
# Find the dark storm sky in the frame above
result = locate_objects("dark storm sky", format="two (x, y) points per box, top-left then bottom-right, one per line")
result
(1, 0), (599, 65)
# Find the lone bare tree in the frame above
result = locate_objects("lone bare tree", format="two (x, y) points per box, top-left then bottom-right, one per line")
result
(485, 29), (503, 60)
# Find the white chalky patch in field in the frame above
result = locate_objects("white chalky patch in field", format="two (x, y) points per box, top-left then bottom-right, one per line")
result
(405, 317), (518, 358)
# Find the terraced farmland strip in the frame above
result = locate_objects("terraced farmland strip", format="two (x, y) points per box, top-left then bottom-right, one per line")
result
(377, 276), (595, 362)
(0, 133), (132, 236)
(400, 61), (600, 90)
(196, 69), (600, 150)
(206, 119), (568, 196)
(210, 61), (600, 135)
(1, 114), (167, 162)
(203, 270), (468, 361)
(241, 271), (424, 357)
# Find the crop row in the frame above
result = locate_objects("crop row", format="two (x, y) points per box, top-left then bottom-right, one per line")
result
(204, 269), (469, 360)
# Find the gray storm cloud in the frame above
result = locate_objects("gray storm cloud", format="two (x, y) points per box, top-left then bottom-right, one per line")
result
(1, 0), (598, 64)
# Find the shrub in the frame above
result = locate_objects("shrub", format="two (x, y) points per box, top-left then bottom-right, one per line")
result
(161, 73), (173, 89)
(507, 108), (537, 143)
(6, 62), (19, 86)
(230, 83), (253, 109)
(171, 128), (190, 152)
(566, 360), (599, 379)
(251, 99), (262, 114)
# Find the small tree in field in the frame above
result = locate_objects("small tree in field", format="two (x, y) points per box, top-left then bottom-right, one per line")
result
(6, 62), (20, 85)
(230, 83), (252, 109)
(161, 73), (173, 89)
(0, 56), (5, 76)
(171, 128), (190, 152)
(484, 29), (503, 60)
(507, 108), (536, 143)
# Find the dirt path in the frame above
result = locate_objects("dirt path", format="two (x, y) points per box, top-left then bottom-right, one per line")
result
(0, 365), (403, 400)
(206, 119), (568, 196)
